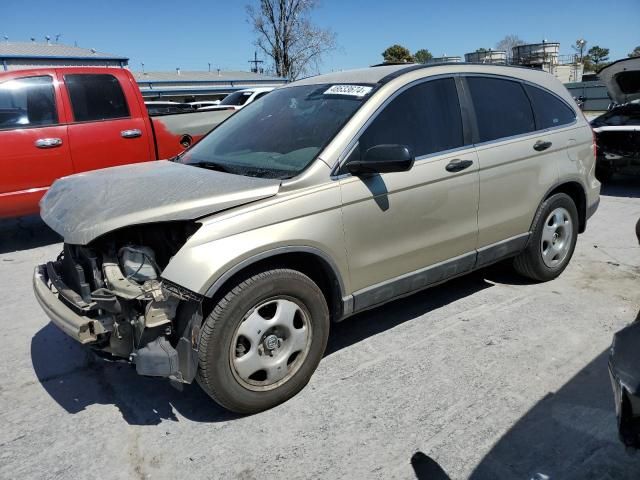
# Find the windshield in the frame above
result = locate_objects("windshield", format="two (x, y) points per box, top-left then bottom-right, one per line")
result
(181, 84), (371, 179)
(219, 91), (253, 106)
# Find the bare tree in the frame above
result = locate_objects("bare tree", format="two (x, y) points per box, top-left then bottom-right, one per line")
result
(246, 0), (336, 80)
(495, 34), (526, 60)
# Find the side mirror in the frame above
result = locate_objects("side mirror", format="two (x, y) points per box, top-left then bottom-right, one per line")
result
(346, 144), (415, 176)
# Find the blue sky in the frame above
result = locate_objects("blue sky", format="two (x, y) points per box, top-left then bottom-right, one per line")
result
(2, 0), (639, 73)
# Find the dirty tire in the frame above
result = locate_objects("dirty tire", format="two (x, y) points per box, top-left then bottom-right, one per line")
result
(513, 193), (579, 282)
(197, 269), (329, 414)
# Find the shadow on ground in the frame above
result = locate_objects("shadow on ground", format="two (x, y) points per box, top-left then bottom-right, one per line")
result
(32, 264), (507, 425)
(469, 349), (640, 480)
(0, 215), (61, 254)
(601, 176), (640, 199)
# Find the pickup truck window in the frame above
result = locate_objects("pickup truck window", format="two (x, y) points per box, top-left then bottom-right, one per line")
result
(359, 78), (465, 158)
(65, 74), (129, 122)
(0, 76), (58, 130)
(181, 84), (369, 179)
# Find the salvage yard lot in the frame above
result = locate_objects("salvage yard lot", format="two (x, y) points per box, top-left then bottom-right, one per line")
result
(1, 179), (639, 480)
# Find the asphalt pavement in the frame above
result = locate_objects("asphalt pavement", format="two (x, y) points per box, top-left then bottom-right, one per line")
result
(1, 177), (639, 479)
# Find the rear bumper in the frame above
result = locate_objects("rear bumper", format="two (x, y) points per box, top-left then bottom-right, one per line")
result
(33, 264), (106, 344)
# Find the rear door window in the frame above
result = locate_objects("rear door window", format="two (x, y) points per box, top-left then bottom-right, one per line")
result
(358, 77), (466, 158)
(524, 84), (576, 129)
(466, 76), (535, 143)
(0, 76), (58, 129)
(65, 74), (129, 122)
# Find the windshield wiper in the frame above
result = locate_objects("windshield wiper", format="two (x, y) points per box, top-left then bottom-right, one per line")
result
(189, 161), (233, 173)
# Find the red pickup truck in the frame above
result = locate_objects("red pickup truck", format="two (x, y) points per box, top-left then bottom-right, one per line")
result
(0, 67), (233, 218)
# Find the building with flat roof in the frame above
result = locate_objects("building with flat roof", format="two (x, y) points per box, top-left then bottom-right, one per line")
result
(134, 69), (288, 101)
(0, 40), (128, 71)
(0, 40), (287, 100)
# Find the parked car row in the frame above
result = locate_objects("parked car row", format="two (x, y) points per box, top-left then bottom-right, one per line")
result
(143, 87), (274, 115)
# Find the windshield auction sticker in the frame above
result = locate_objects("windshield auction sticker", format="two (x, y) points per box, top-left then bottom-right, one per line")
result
(324, 85), (373, 97)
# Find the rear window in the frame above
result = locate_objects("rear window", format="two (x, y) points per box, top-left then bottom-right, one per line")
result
(467, 76), (535, 143)
(0, 76), (58, 129)
(65, 74), (129, 122)
(592, 104), (640, 126)
(524, 84), (576, 129)
(219, 91), (253, 106)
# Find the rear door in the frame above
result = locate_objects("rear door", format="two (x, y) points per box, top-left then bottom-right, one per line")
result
(463, 75), (560, 264)
(60, 71), (152, 172)
(0, 71), (72, 217)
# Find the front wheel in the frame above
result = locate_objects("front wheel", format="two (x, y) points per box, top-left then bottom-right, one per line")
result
(513, 193), (579, 282)
(197, 269), (330, 414)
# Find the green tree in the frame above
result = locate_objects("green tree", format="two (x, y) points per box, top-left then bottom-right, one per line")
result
(629, 46), (640, 58)
(476, 47), (488, 53)
(571, 39), (588, 61)
(587, 45), (610, 69)
(382, 44), (414, 63)
(413, 49), (433, 64)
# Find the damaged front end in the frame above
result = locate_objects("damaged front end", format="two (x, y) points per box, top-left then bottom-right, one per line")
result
(33, 223), (203, 385)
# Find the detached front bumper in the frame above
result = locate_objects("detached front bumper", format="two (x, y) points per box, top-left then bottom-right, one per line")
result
(33, 264), (108, 344)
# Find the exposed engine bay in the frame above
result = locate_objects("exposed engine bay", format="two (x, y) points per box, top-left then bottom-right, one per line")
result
(39, 222), (203, 384)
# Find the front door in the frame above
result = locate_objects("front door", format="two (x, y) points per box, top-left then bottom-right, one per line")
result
(0, 72), (72, 217)
(339, 77), (480, 311)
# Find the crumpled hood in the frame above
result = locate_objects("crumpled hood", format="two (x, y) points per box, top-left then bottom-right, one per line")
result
(599, 57), (640, 104)
(40, 161), (281, 245)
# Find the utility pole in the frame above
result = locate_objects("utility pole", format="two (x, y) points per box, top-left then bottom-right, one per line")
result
(248, 51), (264, 73)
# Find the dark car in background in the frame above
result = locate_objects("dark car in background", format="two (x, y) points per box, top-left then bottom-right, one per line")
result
(591, 57), (640, 181)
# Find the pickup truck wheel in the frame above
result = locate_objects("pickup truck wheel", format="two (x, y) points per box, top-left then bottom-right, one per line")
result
(513, 193), (578, 282)
(197, 269), (329, 414)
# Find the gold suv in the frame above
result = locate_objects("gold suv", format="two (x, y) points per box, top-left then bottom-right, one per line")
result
(34, 63), (600, 413)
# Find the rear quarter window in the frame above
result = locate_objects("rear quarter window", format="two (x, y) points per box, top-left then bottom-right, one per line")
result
(524, 84), (576, 129)
(467, 76), (535, 143)
(65, 74), (129, 122)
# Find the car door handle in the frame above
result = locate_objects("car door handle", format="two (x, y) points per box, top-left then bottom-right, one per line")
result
(533, 140), (552, 152)
(121, 129), (142, 139)
(445, 159), (473, 172)
(34, 138), (63, 148)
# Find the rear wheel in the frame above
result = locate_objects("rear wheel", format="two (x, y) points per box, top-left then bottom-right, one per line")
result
(197, 269), (329, 414)
(513, 193), (579, 281)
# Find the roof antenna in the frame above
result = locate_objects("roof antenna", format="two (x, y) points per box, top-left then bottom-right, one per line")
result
(45, 35), (51, 45)
(55, 33), (62, 44)
(141, 62), (145, 73)
(30, 37), (36, 43)
(3, 35), (8, 44)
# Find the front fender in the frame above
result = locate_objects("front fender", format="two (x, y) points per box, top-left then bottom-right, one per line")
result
(161, 195), (350, 299)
